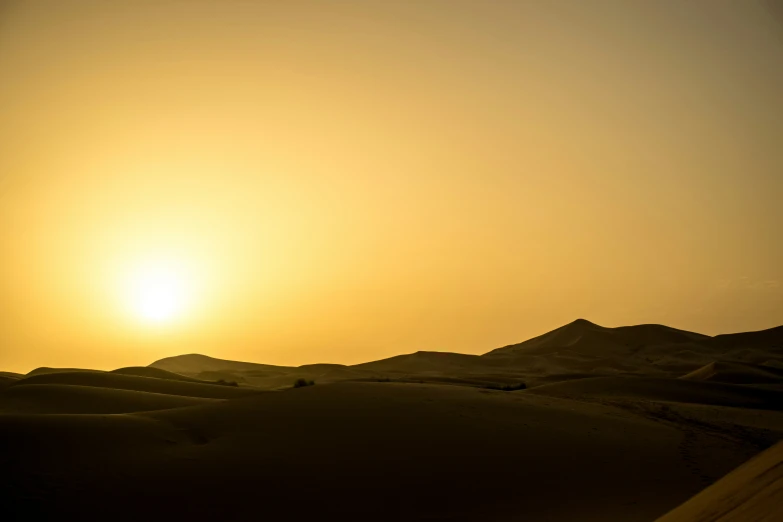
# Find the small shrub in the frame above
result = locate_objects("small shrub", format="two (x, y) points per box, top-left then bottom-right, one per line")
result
(485, 382), (526, 391)
(294, 378), (315, 388)
(501, 382), (527, 391)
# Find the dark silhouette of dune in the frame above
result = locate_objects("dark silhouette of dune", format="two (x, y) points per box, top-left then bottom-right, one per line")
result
(485, 319), (710, 357)
(0, 383), (217, 414)
(10, 371), (257, 399)
(711, 324), (783, 351)
(27, 367), (104, 376)
(655, 440), (783, 522)
(146, 320), (783, 391)
(354, 351), (487, 372)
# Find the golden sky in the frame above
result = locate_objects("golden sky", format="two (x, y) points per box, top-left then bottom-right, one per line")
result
(1, 1), (782, 373)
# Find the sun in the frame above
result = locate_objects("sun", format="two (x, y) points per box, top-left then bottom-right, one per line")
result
(125, 258), (191, 325)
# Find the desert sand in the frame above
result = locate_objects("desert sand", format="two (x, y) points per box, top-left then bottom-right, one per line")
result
(655, 439), (783, 522)
(1, 319), (782, 521)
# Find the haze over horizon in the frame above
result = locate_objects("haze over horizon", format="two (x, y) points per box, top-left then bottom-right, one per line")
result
(1, 0), (782, 373)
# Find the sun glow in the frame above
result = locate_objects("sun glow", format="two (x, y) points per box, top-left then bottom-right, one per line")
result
(125, 257), (193, 325)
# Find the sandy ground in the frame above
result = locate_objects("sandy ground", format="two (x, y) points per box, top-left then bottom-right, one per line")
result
(655, 440), (783, 522)
(0, 380), (775, 521)
(2, 320), (781, 521)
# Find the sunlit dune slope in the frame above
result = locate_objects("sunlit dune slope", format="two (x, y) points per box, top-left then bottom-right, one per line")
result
(528, 376), (783, 410)
(10, 371), (257, 399)
(0, 383), (217, 414)
(0, 381), (761, 522)
(680, 361), (783, 385)
(655, 440), (783, 522)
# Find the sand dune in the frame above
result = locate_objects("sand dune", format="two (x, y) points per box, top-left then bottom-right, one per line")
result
(655, 440), (783, 522)
(10, 371), (258, 399)
(146, 321), (783, 392)
(0, 375), (19, 389)
(152, 353), (293, 375)
(0, 381), (761, 522)
(486, 319), (709, 357)
(485, 320), (783, 378)
(26, 366), (104, 376)
(712, 324), (783, 351)
(529, 376), (783, 410)
(0, 383), (217, 414)
(680, 361), (783, 385)
(354, 351), (488, 372)
(111, 366), (214, 384)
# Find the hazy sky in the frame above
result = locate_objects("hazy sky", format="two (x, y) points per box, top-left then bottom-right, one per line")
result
(1, 1), (782, 373)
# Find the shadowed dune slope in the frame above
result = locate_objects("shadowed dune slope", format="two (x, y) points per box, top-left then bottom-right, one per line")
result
(0, 375), (18, 389)
(528, 376), (783, 410)
(11, 371), (258, 399)
(655, 440), (783, 522)
(680, 361), (783, 385)
(0, 384), (217, 414)
(0, 382), (763, 522)
(111, 366), (213, 384)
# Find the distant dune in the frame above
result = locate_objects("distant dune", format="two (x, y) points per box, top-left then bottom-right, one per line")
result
(146, 320), (783, 391)
(151, 353), (293, 375)
(486, 319), (710, 357)
(353, 351), (488, 372)
(26, 366), (105, 376)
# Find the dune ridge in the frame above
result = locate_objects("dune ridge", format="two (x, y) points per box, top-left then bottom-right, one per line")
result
(0, 383), (217, 414)
(147, 320), (783, 390)
(10, 371), (258, 399)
